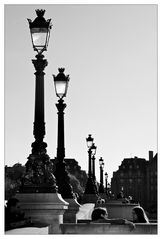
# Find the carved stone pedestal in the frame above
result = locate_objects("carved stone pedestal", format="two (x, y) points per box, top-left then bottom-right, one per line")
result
(63, 198), (80, 223)
(16, 193), (68, 234)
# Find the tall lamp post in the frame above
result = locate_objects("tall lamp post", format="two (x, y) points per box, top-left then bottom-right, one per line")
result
(91, 143), (98, 194)
(20, 9), (56, 193)
(99, 157), (105, 193)
(105, 172), (108, 195)
(84, 135), (98, 195)
(52, 68), (74, 199)
(91, 143), (97, 181)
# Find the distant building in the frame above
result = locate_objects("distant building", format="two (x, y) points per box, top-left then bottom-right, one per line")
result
(64, 158), (88, 189)
(51, 158), (88, 189)
(111, 151), (157, 213)
(146, 151), (157, 213)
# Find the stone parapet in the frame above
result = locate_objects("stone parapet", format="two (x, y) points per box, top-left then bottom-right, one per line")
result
(16, 192), (68, 234)
(95, 202), (139, 220)
(59, 223), (157, 234)
(5, 223), (157, 235)
(63, 198), (80, 223)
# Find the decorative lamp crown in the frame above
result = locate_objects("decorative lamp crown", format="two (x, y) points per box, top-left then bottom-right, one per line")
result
(36, 9), (45, 17)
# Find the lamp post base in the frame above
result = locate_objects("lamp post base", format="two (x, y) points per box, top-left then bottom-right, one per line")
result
(16, 192), (69, 234)
(54, 160), (74, 199)
(20, 152), (57, 193)
(82, 194), (99, 204)
(99, 183), (105, 194)
(63, 198), (80, 223)
(84, 177), (98, 195)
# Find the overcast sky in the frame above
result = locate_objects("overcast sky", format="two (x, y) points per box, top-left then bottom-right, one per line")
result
(4, 4), (157, 182)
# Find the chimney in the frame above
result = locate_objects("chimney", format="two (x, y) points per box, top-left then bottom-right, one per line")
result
(149, 151), (153, 161)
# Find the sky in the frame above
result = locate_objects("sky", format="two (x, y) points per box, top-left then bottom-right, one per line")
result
(4, 3), (157, 183)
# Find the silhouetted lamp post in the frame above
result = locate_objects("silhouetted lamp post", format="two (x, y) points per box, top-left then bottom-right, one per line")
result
(20, 9), (57, 193)
(99, 157), (105, 193)
(105, 172), (108, 195)
(86, 134), (93, 178)
(91, 143), (97, 181)
(52, 68), (74, 199)
(84, 135), (98, 194)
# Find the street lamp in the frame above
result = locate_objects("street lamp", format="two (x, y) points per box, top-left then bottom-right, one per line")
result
(52, 68), (74, 199)
(105, 172), (108, 194)
(91, 143), (97, 180)
(99, 157), (105, 193)
(86, 134), (93, 179)
(28, 9), (52, 54)
(84, 135), (98, 195)
(86, 134), (94, 149)
(20, 9), (56, 193)
(53, 68), (69, 99)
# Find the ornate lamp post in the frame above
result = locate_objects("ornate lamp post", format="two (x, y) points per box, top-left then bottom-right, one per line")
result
(107, 183), (111, 198)
(86, 134), (93, 179)
(20, 9), (56, 193)
(91, 143), (97, 181)
(99, 157), (105, 193)
(84, 135), (98, 195)
(52, 68), (74, 199)
(105, 172), (108, 195)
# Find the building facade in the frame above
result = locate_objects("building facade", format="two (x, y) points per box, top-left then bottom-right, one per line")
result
(111, 151), (157, 213)
(64, 158), (88, 189)
(146, 151), (157, 213)
(51, 157), (88, 190)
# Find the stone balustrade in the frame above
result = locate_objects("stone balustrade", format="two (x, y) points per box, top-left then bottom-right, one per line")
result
(95, 202), (139, 220)
(5, 223), (157, 234)
(59, 223), (157, 234)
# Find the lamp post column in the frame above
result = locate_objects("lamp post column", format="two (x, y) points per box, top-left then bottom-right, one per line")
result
(32, 54), (47, 153)
(53, 68), (80, 223)
(92, 155), (96, 181)
(88, 148), (92, 178)
(84, 146), (95, 195)
(20, 53), (57, 193)
(56, 98), (66, 161)
(105, 172), (108, 195)
(54, 98), (74, 199)
(84, 135), (98, 196)
(99, 157), (105, 194)
(52, 68), (74, 200)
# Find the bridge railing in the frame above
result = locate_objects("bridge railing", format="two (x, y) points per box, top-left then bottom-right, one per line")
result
(59, 223), (157, 234)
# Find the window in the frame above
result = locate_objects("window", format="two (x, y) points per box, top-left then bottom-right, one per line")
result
(129, 179), (133, 183)
(138, 171), (141, 176)
(129, 171), (132, 176)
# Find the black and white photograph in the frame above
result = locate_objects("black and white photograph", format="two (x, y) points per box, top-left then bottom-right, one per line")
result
(2, 1), (158, 236)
